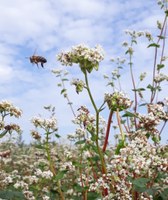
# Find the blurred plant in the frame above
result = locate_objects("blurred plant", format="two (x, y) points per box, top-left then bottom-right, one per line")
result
(0, 100), (22, 139)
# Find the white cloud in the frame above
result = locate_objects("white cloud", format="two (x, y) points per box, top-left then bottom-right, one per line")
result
(0, 0), (167, 143)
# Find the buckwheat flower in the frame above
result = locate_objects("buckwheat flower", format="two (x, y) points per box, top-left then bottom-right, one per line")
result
(83, 150), (91, 159)
(148, 103), (168, 121)
(41, 170), (53, 179)
(23, 175), (39, 184)
(61, 161), (75, 171)
(104, 92), (132, 111)
(23, 191), (35, 200)
(3, 176), (13, 184)
(57, 44), (105, 73)
(66, 189), (74, 195)
(154, 73), (168, 83)
(145, 31), (153, 41)
(127, 47), (134, 55)
(31, 130), (41, 140)
(57, 52), (73, 66)
(4, 123), (22, 134)
(161, 56), (168, 61)
(35, 169), (42, 176)
(31, 116), (58, 131)
(138, 112), (160, 130)
(14, 181), (29, 190)
(139, 72), (147, 81)
(42, 196), (50, 200)
(0, 100), (22, 118)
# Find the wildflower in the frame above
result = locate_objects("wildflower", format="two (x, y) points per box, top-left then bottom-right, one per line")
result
(57, 44), (105, 73)
(31, 116), (58, 132)
(31, 130), (41, 140)
(139, 72), (147, 81)
(0, 100), (22, 118)
(104, 92), (132, 111)
(148, 103), (168, 121)
(4, 123), (22, 134)
(137, 112), (160, 131)
(145, 31), (153, 41)
(154, 73), (168, 83)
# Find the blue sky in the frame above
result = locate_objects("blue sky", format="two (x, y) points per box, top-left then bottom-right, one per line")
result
(0, 0), (167, 143)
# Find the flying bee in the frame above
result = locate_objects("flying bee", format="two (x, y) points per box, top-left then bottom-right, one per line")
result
(26, 50), (47, 68)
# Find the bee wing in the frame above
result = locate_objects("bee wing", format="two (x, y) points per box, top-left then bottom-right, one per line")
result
(33, 47), (38, 56)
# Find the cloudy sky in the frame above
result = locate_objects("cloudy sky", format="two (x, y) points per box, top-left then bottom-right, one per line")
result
(0, 0), (167, 143)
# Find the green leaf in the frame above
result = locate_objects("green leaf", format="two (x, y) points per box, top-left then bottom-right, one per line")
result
(132, 88), (145, 92)
(165, 10), (168, 16)
(160, 188), (168, 200)
(55, 133), (61, 138)
(61, 89), (66, 94)
(87, 191), (101, 200)
(54, 170), (68, 181)
(0, 190), (25, 200)
(157, 64), (165, 70)
(0, 130), (8, 138)
(94, 63), (99, 71)
(62, 78), (69, 82)
(147, 84), (155, 92)
(75, 139), (86, 145)
(132, 178), (150, 193)
(73, 183), (89, 193)
(122, 111), (136, 118)
(115, 139), (125, 155)
(72, 161), (85, 168)
(147, 43), (160, 48)
(139, 103), (147, 107)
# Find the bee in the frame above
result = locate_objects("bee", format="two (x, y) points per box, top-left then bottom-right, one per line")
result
(26, 50), (47, 68)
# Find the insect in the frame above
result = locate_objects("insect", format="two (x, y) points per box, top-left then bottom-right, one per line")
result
(26, 50), (47, 68)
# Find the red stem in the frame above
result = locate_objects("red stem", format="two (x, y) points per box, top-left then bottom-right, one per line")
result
(103, 110), (113, 152)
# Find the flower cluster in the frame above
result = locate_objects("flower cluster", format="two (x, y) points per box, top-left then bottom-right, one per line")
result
(0, 100), (22, 118)
(108, 134), (168, 199)
(57, 44), (105, 73)
(31, 116), (58, 132)
(124, 30), (153, 41)
(148, 103), (168, 121)
(4, 123), (22, 134)
(35, 169), (53, 179)
(104, 92), (132, 111)
(72, 106), (96, 134)
(154, 73), (168, 83)
(137, 112), (160, 135)
(31, 130), (41, 140)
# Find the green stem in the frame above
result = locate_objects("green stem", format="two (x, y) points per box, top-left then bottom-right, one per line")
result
(45, 132), (65, 200)
(129, 54), (138, 130)
(83, 70), (106, 174)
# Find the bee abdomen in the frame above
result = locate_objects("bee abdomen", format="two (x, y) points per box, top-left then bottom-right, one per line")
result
(36, 56), (47, 63)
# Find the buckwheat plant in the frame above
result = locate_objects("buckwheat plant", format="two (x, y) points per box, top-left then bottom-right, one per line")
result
(52, 1), (168, 199)
(0, 100), (22, 139)
(30, 105), (66, 200)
